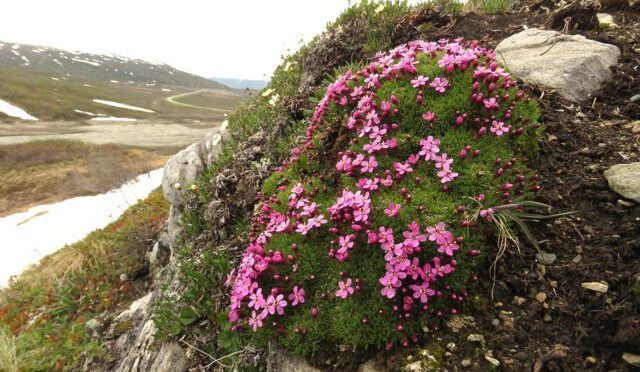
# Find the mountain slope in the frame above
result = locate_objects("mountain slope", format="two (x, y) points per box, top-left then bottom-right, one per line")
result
(0, 41), (245, 121)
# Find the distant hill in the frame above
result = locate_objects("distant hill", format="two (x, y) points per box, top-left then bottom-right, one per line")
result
(209, 77), (268, 90)
(0, 40), (246, 121)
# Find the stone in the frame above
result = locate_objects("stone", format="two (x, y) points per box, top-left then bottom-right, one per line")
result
(467, 333), (485, 343)
(162, 142), (205, 207)
(86, 318), (101, 331)
(535, 292), (547, 303)
(485, 354), (500, 367)
(496, 28), (620, 103)
(514, 296), (526, 305)
(604, 162), (640, 203)
(623, 353), (640, 367)
(447, 342), (457, 352)
(586, 356), (597, 364)
(359, 360), (383, 372)
(403, 361), (424, 372)
(536, 251), (557, 265)
(461, 359), (472, 367)
(597, 13), (617, 28)
(581, 281), (609, 293)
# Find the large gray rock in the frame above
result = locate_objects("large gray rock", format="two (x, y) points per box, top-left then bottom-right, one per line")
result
(161, 142), (205, 208)
(604, 162), (640, 203)
(496, 28), (620, 103)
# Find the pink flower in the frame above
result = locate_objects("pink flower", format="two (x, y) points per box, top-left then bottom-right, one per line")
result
(288, 286), (305, 306)
(336, 278), (355, 298)
(384, 203), (401, 217)
(248, 311), (264, 331)
(437, 167), (459, 183)
(435, 153), (453, 169)
(422, 111), (436, 123)
(490, 120), (509, 136)
(483, 97), (500, 110)
(360, 156), (378, 173)
(410, 281), (436, 303)
(411, 75), (429, 88)
(393, 162), (413, 176)
(402, 221), (426, 249)
(438, 240), (459, 256)
(379, 275), (400, 299)
(430, 77), (449, 93)
(264, 294), (287, 316)
(248, 288), (266, 310)
(419, 136), (441, 161)
(427, 222), (454, 244)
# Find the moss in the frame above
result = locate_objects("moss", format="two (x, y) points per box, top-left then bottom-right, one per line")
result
(229, 41), (540, 358)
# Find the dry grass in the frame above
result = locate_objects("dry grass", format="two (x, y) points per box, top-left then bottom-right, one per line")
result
(0, 327), (18, 372)
(0, 140), (168, 216)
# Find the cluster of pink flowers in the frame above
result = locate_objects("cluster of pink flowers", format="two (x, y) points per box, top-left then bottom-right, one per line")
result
(371, 221), (458, 304)
(227, 38), (531, 337)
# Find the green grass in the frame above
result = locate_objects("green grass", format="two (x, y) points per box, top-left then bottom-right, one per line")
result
(0, 65), (246, 121)
(0, 189), (168, 371)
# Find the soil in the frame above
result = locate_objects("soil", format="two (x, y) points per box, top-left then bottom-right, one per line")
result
(385, 6), (640, 372)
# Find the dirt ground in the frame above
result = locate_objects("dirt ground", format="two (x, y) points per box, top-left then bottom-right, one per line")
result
(0, 140), (169, 216)
(379, 6), (640, 371)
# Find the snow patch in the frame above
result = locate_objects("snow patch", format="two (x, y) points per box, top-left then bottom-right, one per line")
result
(71, 58), (101, 67)
(74, 109), (96, 116)
(92, 99), (155, 113)
(90, 116), (137, 122)
(0, 169), (163, 286)
(0, 99), (38, 120)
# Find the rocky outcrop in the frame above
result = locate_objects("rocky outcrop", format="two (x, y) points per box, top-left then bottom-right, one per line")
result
(96, 122), (232, 372)
(161, 120), (230, 250)
(604, 162), (640, 203)
(495, 28), (620, 103)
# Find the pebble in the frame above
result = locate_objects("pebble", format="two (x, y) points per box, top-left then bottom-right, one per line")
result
(513, 296), (526, 305)
(467, 334), (485, 343)
(535, 292), (547, 303)
(581, 281), (609, 293)
(492, 318), (500, 326)
(618, 199), (636, 207)
(485, 354), (500, 367)
(622, 352), (640, 367)
(447, 342), (457, 352)
(630, 94), (640, 103)
(536, 251), (556, 265)
(86, 318), (101, 331)
(544, 314), (553, 322)
(461, 359), (472, 367)
(445, 351), (452, 358)
(586, 356), (597, 364)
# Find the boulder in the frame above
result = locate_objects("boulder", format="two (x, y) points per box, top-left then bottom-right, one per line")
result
(496, 28), (620, 103)
(603, 162), (640, 203)
(161, 142), (205, 207)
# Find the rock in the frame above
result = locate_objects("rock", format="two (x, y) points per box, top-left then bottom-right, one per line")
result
(581, 281), (609, 293)
(496, 28), (620, 103)
(403, 361), (424, 372)
(162, 142), (205, 207)
(447, 342), (457, 352)
(467, 333), (485, 343)
(536, 251), (557, 265)
(631, 94), (640, 103)
(147, 232), (171, 270)
(359, 360), (383, 372)
(604, 162), (640, 203)
(86, 318), (101, 331)
(492, 318), (500, 326)
(485, 353), (500, 367)
(597, 13), (617, 28)
(461, 359), (472, 367)
(535, 292), (547, 303)
(623, 353), (640, 367)
(514, 296), (526, 305)
(149, 342), (188, 372)
(267, 343), (320, 372)
(586, 356), (597, 364)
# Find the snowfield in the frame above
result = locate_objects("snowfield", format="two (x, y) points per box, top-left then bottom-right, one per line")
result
(92, 99), (155, 113)
(0, 169), (163, 287)
(0, 98), (38, 120)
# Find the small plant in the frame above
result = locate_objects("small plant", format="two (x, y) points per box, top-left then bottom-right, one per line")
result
(225, 38), (541, 356)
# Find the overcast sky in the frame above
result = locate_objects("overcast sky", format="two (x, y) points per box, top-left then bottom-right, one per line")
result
(0, 0), (380, 80)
